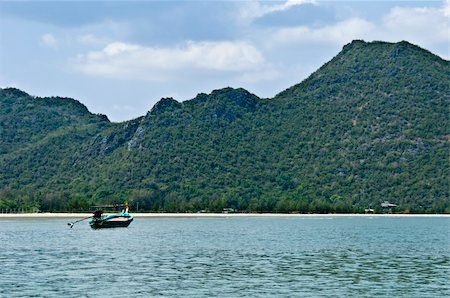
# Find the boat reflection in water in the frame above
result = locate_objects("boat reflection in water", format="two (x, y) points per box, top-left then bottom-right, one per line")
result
(89, 203), (133, 229)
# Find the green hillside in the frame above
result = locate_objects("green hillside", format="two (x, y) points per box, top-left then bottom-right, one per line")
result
(0, 40), (448, 213)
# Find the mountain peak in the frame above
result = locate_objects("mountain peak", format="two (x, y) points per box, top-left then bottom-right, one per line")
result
(276, 39), (448, 99)
(0, 87), (31, 99)
(150, 97), (182, 115)
(340, 40), (442, 60)
(189, 87), (261, 110)
(342, 39), (367, 51)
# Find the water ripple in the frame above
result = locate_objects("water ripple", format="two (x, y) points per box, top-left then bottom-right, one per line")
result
(0, 217), (449, 297)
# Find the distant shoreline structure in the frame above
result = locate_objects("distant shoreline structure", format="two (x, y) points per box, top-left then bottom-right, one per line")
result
(1, 213), (449, 219)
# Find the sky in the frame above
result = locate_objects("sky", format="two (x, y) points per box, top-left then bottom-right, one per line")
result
(0, 0), (448, 122)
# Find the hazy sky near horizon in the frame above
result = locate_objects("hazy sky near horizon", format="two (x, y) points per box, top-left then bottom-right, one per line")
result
(0, 0), (448, 122)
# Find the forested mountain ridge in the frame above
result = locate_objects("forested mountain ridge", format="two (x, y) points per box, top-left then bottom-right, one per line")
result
(0, 88), (109, 155)
(1, 40), (448, 213)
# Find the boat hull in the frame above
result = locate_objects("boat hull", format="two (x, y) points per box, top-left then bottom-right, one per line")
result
(89, 215), (133, 229)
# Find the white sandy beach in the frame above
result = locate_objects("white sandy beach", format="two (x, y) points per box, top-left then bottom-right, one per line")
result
(0, 212), (448, 219)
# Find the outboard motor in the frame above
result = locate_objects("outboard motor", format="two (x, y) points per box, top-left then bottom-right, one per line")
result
(93, 210), (103, 218)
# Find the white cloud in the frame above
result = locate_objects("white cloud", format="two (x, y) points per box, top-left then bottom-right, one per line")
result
(444, 0), (450, 17)
(75, 40), (268, 81)
(269, 17), (375, 46)
(265, 1), (449, 57)
(238, 0), (316, 23)
(78, 34), (109, 46)
(40, 33), (58, 49)
(382, 3), (449, 46)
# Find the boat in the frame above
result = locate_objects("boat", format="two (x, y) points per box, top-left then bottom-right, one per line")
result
(89, 203), (134, 229)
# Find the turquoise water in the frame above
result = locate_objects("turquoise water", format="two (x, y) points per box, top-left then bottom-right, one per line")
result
(0, 216), (449, 297)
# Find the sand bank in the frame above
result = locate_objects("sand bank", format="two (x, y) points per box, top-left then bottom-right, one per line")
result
(0, 212), (448, 219)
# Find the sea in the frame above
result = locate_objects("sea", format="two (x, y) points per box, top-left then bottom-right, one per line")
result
(0, 216), (449, 297)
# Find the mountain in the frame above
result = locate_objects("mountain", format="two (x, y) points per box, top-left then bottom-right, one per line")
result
(0, 40), (448, 213)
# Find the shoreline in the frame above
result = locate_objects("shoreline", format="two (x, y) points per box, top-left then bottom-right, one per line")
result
(0, 212), (449, 219)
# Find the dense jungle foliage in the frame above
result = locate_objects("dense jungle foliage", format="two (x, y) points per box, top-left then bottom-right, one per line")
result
(1, 40), (449, 213)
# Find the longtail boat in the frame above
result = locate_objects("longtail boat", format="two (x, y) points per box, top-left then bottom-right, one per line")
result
(89, 203), (134, 229)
